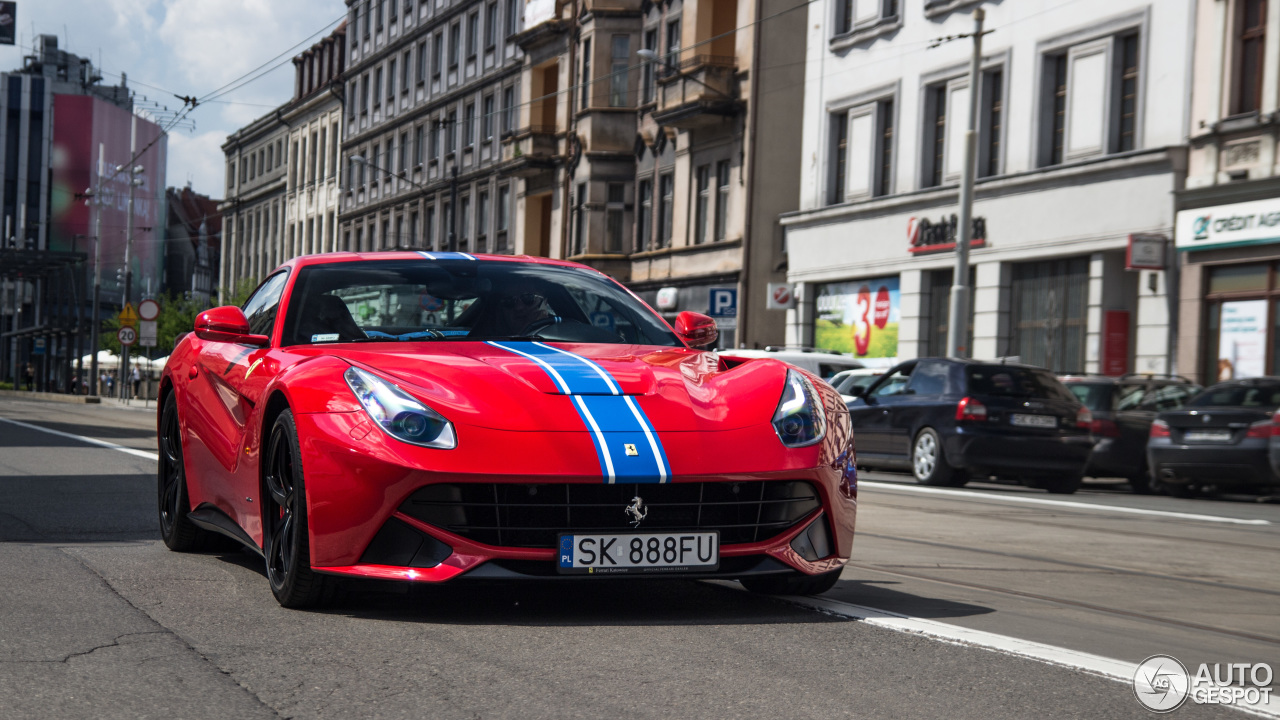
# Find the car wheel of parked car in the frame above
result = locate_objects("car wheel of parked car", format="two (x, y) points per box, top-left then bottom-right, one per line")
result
(264, 410), (332, 608)
(912, 428), (957, 486)
(1041, 474), (1083, 494)
(740, 568), (842, 596)
(1156, 480), (1198, 499)
(158, 393), (212, 552)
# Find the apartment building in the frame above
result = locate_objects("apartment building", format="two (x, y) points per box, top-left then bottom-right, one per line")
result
(507, 0), (807, 348)
(781, 0), (1195, 374)
(1175, 0), (1280, 384)
(219, 110), (289, 291)
(337, 0), (524, 254)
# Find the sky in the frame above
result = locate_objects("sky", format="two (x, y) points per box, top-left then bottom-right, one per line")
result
(2, 0), (347, 198)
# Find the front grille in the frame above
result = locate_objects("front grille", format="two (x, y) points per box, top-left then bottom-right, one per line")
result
(399, 481), (821, 549)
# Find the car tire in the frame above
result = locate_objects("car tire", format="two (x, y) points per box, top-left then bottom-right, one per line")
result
(911, 428), (956, 486)
(264, 410), (332, 609)
(158, 393), (212, 551)
(1161, 481), (1199, 499)
(1042, 474), (1083, 494)
(740, 568), (842, 596)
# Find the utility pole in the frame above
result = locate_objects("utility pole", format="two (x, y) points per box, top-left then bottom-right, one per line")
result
(121, 114), (139, 401)
(946, 7), (986, 359)
(88, 145), (105, 396)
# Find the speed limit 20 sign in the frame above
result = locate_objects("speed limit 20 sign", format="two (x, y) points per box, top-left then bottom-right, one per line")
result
(117, 326), (138, 347)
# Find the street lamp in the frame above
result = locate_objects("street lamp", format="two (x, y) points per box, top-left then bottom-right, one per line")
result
(351, 152), (457, 252)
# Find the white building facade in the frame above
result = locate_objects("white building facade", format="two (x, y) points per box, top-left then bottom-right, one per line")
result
(781, 0), (1196, 375)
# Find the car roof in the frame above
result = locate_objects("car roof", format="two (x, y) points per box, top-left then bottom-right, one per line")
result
(276, 250), (595, 273)
(1059, 374), (1196, 386)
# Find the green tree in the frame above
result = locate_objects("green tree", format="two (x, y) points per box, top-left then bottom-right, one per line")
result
(99, 279), (260, 358)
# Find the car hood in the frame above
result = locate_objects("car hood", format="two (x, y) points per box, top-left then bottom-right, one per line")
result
(322, 342), (789, 432)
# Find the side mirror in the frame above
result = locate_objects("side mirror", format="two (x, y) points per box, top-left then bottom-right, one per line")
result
(674, 311), (718, 348)
(194, 306), (269, 346)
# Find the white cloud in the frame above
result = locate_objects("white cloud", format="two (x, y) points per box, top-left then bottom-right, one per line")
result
(166, 130), (229, 199)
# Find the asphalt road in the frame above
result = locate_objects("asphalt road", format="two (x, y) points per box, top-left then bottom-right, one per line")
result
(0, 397), (1275, 719)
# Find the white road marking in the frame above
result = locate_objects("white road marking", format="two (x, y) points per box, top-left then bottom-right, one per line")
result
(859, 480), (1273, 526)
(0, 416), (159, 462)
(769, 592), (1280, 719)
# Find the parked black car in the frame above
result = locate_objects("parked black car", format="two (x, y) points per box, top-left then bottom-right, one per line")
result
(1148, 378), (1280, 497)
(1060, 374), (1202, 493)
(847, 358), (1094, 493)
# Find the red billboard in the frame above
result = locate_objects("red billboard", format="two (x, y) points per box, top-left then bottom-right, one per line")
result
(49, 95), (166, 302)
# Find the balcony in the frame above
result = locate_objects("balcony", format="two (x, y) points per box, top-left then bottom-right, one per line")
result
(499, 126), (561, 178)
(653, 55), (742, 130)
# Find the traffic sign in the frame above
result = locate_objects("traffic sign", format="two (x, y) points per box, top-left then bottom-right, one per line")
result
(767, 282), (796, 310)
(708, 288), (737, 317)
(118, 303), (138, 328)
(117, 326), (137, 347)
(32, 338), (46, 356)
(138, 298), (160, 321)
(139, 320), (157, 347)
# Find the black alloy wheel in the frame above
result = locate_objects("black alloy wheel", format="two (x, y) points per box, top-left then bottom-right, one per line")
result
(263, 410), (330, 608)
(159, 393), (205, 551)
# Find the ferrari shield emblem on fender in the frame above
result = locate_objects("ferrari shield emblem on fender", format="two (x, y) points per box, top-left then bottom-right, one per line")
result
(625, 496), (648, 527)
(624, 443), (638, 456)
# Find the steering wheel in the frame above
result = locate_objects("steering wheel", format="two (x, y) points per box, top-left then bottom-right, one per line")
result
(519, 316), (560, 336)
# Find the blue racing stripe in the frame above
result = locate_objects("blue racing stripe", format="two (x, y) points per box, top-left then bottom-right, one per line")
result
(417, 251), (477, 261)
(486, 341), (670, 483)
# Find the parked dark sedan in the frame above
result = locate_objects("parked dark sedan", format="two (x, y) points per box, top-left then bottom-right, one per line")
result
(1061, 375), (1201, 493)
(1148, 378), (1280, 497)
(847, 358), (1094, 493)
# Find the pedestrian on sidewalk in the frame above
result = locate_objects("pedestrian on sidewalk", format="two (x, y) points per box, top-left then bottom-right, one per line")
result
(24, 362), (34, 392)
(131, 365), (141, 398)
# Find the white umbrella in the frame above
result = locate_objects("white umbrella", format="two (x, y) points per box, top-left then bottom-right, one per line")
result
(81, 350), (120, 371)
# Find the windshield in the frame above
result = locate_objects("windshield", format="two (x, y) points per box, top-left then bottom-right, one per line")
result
(967, 366), (1077, 401)
(281, 259), (682, 347)
(1186, 384), (1280, 408)
(1067, 383), (1112, 411)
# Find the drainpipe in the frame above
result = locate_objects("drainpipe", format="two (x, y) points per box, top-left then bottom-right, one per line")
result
(738, 0), (766, 347)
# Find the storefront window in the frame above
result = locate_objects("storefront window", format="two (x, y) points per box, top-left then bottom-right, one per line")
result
(925, 268), (975, 357)
(1009, 257), (1089, 373)
(1207, 264), (1269, 294)
(1201, 262), (1279, 383)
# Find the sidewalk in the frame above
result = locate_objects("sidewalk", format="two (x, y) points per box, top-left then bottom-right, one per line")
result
(0, 390), (157, 413)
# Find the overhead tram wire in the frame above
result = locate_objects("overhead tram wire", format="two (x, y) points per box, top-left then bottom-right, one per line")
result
(197, 13), (348, 104)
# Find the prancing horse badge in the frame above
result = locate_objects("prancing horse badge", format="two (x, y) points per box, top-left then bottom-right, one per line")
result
(624, 443), (639, 456)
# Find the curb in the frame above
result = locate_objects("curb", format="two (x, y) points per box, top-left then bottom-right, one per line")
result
(0, 389), (101, 404)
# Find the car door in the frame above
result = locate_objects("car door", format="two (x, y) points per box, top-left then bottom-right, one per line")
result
(890, 359), (952, 458)
(1108, 383), (1151, 476)
(188, 271), (290, 526)
(847, 362), (916, 460)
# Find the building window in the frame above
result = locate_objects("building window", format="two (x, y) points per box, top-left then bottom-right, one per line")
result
(375, 0), (383, 31)
(1116, 34), (1138, 152)
(449, 22), (461, 67)
(374, 66), (383, 109)
(399, 132), (409, 175)
(414, 125), (425, 166)
(388, 59), (397, 104)
(982, 69), (1003, 177)
(637, 179), (653, 251)
(580, 38), (592, 108)
(666, 19), (681, 62)
(330, 124), (339, 177)
(1049, 54), (1067, 165)
(459, 195), (471, 251)
(467, 11), (478, 58)
(426, 205), (437, 249)
(506, 0), (519, 37)
(312, 130), (322, 182)
(574, 182), (587, 255)
(642, 29), (657, 104)
(1010, 257), (1089, 373)
(486, 1), (498, 48)
(228, 161), (236, 188)
(478, 190), (490, 251)
(447, 109), (458, 152)
(877, 99), (894, 196)
(433, 31), (444, 76)
(361, 74), (371, 113)
(483, 94), (494, 140)
(497, 185), (510, 252)
(417, 40), (427, 84)
(464, 102), (476, 147)
(927, 85), (947, 186)
(362, 1), (371, 39)
(389, 0), (397, 23)
(658, 172), (674, 248)
(829, 111), (847, 205)
(1236, 0), (1266, 115)
(266, 145), (274, 169)
(715, 161), (730, 241)
(694, 165), (710, 244)
(410, 211), (419, 246)
(610, 36), (630, 107)
(349, 81), (358, 118)
(402, 51), (411, 92)
(502, 86), (515, 134)
(606, 183), (625, 252)
(430, 119), (440, 161)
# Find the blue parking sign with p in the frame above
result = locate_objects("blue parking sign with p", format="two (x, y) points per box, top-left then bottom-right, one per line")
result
(708, 288), (737, 317)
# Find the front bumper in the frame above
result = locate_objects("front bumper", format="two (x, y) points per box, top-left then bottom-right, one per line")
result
(294, 411), (856, 582)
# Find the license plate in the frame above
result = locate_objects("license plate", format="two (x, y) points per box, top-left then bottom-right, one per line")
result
(1010, 413), (1057, 428)
(1184, 430), (1233, 442)
(557, 532), (719, 575)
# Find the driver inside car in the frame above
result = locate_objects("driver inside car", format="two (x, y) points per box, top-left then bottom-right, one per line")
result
(493, 288), (560, 336)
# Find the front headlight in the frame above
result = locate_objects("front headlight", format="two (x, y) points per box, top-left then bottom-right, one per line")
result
(772, 369), (827, 448)
(343, 366), (457, 449)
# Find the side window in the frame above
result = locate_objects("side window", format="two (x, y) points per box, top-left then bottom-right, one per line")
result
(905, 361), (949, 396)
(241, 272), (289, 337)
(1115, 384), (1147, 411)
(872, 366), (913, 398)
(1144, 385), (1198, 411)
